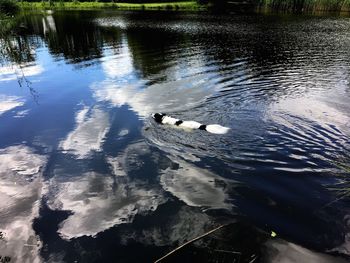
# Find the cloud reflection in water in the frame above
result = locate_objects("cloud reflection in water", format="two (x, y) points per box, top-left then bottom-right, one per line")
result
(101, 42), (133, 79)
(265, 239), (348, 263)
(93, 79), (214, 118)
(0, 145), (46, 263)
(53, 26), (232, 245)
(59, 106), (110, 158)
(48, 142), (166, 239)
(92, 33), (217, 118)
(160, 159), (231, 209)
(120, 206), (214, 247)
(0, 64), (43, 82)
(47, 171), (164, 239)
(0, 95), (24, 116)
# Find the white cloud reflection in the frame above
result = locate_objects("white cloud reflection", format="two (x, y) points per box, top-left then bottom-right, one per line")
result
(92, 80), (213, 118)
(101, 43), (133, 79)
(0, 95), (24, 116)
(59, 106), (110, 158)
(14, 109), (30, 118)
(0, 145), (47, 263)
(52, 34), (230, 242)
(92, 34), (215, 118)
(120, 206), (213, 247)
(47, 172), (164, 240)
(48, 142), (165, 240)
(107, 141), (152, 177)
(264, 239), (348, 263)
(160, 159), (231, 209)
(271, 97), (350, 129)
(0, 64), (43, 82)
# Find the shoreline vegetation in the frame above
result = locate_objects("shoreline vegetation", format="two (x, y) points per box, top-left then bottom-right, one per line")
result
(258, 0), (350, 13)
(1, 0), (350, 14)
(0, 0), (20, 36)
(19, 1), (206, 11)
(16, 0), (350, 13)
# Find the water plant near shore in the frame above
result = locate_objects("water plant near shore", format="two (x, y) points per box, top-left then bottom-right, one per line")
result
(333, 162), (350, 200)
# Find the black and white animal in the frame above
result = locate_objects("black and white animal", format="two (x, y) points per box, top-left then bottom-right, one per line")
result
(151, 113), (230, 134)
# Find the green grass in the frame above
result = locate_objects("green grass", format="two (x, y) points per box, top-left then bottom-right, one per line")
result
(19, 1), (206, 11)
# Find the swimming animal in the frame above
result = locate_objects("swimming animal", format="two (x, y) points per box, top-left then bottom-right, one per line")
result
(151, 113), (230, 134)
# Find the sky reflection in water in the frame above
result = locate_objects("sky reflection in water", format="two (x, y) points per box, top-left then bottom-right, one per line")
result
(0, 11), (350, 262)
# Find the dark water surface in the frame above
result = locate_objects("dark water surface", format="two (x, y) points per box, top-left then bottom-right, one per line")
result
(1, 11), (350, 262)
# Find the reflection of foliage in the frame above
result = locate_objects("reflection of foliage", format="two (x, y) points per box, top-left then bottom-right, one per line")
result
(126, 24), (193, 78)
(0, 35), (37, 64)
(0, 12), (38, 65)
(16, 67), (40, 103)
(39, 12), (105, 63)
(0, 15), (40, 102)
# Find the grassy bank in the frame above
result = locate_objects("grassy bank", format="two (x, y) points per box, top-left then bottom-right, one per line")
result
(19, 1), (206, 11)
(257, 0), (350, 12)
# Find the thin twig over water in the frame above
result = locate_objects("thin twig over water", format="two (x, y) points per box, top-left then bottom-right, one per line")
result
(154, 224), (230, 263)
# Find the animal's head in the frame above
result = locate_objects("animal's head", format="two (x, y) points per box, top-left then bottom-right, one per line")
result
(152, 113), (166, 123)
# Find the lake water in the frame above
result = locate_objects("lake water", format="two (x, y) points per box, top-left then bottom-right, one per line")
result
(1, 10), (350, 262)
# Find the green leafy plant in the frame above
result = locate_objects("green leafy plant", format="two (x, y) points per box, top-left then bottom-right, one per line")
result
(0, 0), (20, 16)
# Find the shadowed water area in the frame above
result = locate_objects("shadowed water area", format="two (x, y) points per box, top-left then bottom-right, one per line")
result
(1, 10), (350, 262)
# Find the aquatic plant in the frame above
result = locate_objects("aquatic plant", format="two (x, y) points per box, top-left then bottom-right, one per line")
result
(326, 162), (350, 206)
